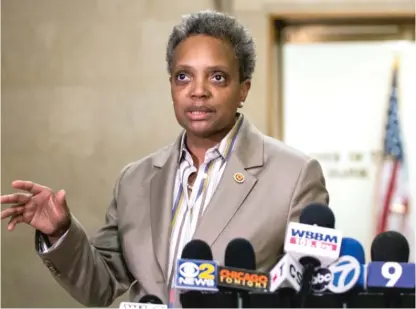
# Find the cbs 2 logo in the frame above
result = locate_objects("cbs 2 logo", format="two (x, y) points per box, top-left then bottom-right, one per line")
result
(198, 263), (215, 280)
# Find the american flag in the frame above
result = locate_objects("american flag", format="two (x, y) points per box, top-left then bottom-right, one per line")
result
(375, 57), (413, 261)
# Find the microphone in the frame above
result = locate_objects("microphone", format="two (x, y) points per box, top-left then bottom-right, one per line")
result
(370, 230), (410, 263)
(269, 254), (304, 293)
(218, 238), (270, 308)
(268, 254), (304, 308)
(332, 237), (366, 291)
(367, 231), (415, 308)
(139, 295), (165, 304)
(299, 202), (336, 228)
(119, 295), (167, 309)
(175, 239), (219, 308)
(310, 237), (364, 294)
(284, 203), (342, 307)
(286, 203), (340, 266)
(175, 239), (218, 291)
(328, 238), (366, 307)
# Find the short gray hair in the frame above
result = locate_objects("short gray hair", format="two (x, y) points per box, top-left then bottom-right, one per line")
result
(166, 10), (256, 82)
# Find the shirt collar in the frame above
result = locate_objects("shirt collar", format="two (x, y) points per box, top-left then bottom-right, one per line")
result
(178, 113), (244, 163)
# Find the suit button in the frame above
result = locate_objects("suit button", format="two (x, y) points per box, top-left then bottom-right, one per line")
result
(43, 259), (61, 277)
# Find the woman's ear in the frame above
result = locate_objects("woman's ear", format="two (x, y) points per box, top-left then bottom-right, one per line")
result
(239, 79), (251, 103)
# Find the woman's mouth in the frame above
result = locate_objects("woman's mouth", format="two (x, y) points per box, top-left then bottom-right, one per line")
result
(187, 110), (213, 121)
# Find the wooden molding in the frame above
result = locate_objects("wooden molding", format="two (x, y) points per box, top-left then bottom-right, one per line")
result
(268, 11), (415, 21)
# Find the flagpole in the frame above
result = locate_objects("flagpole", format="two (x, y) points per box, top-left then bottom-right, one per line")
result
(370, 55), (400, 259)
(392, 56), (414, 262)
(388, 55), (408, 236)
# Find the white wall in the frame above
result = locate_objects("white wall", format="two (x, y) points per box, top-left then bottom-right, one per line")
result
(282, 41), (416, 259)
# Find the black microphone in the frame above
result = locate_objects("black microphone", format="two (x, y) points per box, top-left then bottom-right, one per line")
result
(225, 238), (256, 270)
(268, 204), (334, 308)
(218, 238), (262, 308)
(293, 203), (338, 308)
(367, 231), (413, 308)
(120, 294), (166, 309)
(182, 239), (214, 260)
(371, 230), (410, 262)
(178, 239), (217, 308)
(138, 294), (164, 304)
(299, 202), (336, 229)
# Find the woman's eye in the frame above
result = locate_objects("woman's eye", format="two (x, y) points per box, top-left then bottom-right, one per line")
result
(212, 74), (225, 82)
(177, 73), (189, 81)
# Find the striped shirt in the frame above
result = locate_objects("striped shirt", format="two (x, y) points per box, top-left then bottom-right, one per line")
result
(168, 114), (244, 285)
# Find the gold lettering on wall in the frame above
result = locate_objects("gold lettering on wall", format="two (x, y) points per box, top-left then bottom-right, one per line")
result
(349, 152), (363, 162)
(309, 152), (340, 162)
(328, 168), (368, 178)
(308, 150), (382, 179)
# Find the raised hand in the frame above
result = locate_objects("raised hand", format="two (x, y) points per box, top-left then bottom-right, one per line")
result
(1, 180), (71, 237)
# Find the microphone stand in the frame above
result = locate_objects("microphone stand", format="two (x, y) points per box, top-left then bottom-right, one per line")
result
(384, 289), (403, 308)
(236, 291), (249, 309)
(299, 257), (321, 308)
(299, 264), (314, 308)
(236, 292), (243, 308)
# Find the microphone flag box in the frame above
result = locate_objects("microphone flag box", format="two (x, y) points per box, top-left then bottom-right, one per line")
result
(175, 258), (219, 291)
(269, 255), (304, 292)
(328, 256), (362, 293)
(284, 222), (342, 266)
(311, 255), (362, 294)
(367, 262), (415, 289)
(217, 266), (270, 292)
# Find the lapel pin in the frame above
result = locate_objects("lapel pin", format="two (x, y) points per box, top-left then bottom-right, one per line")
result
(234, 172), (245, 183)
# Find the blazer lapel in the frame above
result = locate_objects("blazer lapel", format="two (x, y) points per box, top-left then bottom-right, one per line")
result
(193, 118), (264, 247)
(192, 155), (257, 246)
(150, 138), (181, 282)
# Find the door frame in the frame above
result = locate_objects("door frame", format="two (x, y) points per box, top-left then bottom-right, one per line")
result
(266, 13), (415, 140)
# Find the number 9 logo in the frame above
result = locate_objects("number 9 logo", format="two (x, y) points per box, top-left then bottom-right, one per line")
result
(381, 262), (403, 287)
(199, 263), (215, 280)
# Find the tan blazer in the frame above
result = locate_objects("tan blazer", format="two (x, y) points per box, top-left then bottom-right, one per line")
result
(37, 118), (329, 307)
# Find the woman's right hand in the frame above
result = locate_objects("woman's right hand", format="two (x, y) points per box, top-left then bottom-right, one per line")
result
(1, 180), (71, 238)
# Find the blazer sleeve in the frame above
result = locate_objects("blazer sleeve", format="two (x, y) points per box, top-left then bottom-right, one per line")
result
(36, 166), (134, 307)
(287, 158), (330, 223)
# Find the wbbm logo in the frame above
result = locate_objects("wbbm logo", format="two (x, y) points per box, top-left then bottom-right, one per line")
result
(290, 229), (339, 251)
(175, 259), (218, 291)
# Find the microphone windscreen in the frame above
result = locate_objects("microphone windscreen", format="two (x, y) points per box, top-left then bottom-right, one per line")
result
(299, 203), (335, 228)
(139, 294), (163, 304)
(340, 237), (366, 264)
(224, 238), (256, 270)
(370, 231), (409, 262)
(181, 239), (213, 260)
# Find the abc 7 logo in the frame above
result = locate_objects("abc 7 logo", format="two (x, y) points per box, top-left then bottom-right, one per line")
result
(179, 262), (200, 278)
(311, 256), (360, 293)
